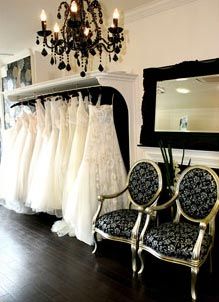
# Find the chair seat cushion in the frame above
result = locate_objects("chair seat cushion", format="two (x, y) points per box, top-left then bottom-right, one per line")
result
(95, 209), (146, 239)
(143, 222), (212, 260)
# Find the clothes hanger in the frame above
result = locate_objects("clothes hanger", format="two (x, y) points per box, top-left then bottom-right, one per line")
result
(112, 93), (115, 106)
(10, 100), (36, 109)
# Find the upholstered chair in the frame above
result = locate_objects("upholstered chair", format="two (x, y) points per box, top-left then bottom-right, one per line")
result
(92, 159), (163, 273)
(138, 165), (219, 301)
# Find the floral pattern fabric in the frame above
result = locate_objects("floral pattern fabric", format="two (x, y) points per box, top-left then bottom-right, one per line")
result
(95, 209), (146, 239)
(179, 168), (217, 219)
(143, 222), (212, 260)
(128, 162), (159, 206)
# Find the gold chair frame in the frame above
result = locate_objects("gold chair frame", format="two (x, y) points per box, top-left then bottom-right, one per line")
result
(92, 159), (163, 273)
(138, 165), (219, 301)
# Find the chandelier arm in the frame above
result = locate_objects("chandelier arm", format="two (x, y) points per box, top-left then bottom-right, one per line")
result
(43, 38), (55, 50)
(96, 38), (118, 53)
(54, 47), (66, 56)
(58, 1), (71, 19)
(41, 36), (66, 56)
(58, 1), (69, 8)
(85, 0), (102, 43)
(97, 43), (116, 53)
(58, 2), (71, 42)
(79, 39), (116, 53)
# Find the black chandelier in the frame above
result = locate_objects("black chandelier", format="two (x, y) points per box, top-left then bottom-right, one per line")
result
(36, 0), (124, 77)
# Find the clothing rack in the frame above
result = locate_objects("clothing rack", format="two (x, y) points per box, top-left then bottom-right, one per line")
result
(2, 72), (137, 167)
(9, 86), (107, 108)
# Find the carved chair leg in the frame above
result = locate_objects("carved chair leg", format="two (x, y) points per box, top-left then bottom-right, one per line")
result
(191, 267), (199, 301)
(209, 249), (213, 273)
(92, 231), (98, 254)
(131, 244), (137, 273)
(137, 247), (144, 275)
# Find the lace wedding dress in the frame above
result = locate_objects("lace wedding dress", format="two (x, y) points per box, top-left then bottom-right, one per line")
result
(53, 103), (127, 245)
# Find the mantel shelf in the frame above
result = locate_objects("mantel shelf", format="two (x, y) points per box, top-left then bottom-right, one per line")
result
(2, 71), (137, 102)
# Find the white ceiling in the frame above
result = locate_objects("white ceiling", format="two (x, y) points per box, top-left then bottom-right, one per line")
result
(0, 0), (151, 64)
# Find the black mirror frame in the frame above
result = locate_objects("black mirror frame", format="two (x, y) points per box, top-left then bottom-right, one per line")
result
(139, 57), (219, 150)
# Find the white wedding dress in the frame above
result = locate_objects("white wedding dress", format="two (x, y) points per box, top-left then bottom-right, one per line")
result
(3, 113), (34, 213)
(27, 99), (45, 205)
(0, 116), (22, 205)
(62, 95), (89, 209)
(62, 96), (78, 175)
(54, 101), (69, 209)
(27, 97), (78, 216)
(53, 103), (128, 245)
(16, 113), (36, 203)
(28, 100), (52, 213)
(30, 99), (62, 215)
(52, 95), (89, 236)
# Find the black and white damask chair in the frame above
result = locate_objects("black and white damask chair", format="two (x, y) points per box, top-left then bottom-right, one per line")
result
(138, 165), (219, 301)
(92, 159), (163, 273)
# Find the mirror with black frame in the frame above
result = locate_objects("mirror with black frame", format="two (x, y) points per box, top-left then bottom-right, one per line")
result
(139, 58), (219, 150)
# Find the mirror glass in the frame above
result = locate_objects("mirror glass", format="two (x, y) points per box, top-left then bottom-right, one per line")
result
(155, 74), (219, 133)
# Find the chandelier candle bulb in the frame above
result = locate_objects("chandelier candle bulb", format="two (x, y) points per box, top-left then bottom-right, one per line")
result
(71, 1), (78, 13)
(54, 23), (60, 40)
(40, 9), (47, 31)
(113, 8), (119, 27)
(84, 27), (90, 37)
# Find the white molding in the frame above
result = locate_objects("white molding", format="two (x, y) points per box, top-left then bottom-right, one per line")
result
(139, 146), (219, 169)
(0, 93), (4, 131)
(4, 49), (33, 65)
(126, 0), (198, 23)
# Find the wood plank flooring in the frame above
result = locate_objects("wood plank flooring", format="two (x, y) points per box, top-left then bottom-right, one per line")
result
(0, 205), (219, 302)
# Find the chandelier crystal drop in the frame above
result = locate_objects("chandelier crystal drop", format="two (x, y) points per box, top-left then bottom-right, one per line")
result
(36, 0), (124, 77)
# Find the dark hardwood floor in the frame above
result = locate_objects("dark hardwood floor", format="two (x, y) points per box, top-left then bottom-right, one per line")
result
(0, 205), (219, 302)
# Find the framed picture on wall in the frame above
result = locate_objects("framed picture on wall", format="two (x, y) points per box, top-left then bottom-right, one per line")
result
(2, 56), (33, 91)
(1, 49), (35, 129)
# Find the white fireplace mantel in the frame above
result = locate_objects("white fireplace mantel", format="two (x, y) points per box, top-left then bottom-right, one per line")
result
(1, 71), (138, 164)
